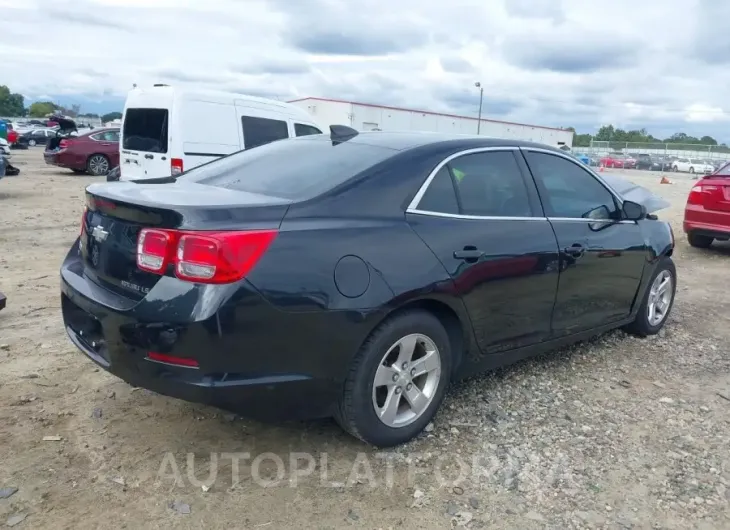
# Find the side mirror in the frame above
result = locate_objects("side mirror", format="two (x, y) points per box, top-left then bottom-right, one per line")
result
(622, 200), (647, 221)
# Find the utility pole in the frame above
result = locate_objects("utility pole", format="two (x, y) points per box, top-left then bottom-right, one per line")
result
(475, 82), (484, 134)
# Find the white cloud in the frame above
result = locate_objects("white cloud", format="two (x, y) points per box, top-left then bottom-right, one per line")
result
(2, 0), (729, 140)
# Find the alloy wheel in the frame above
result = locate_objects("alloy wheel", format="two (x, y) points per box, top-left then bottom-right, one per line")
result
(89, 156), (109, 176)
(371, 333), (441, 428)
(647, 270), (673, 327)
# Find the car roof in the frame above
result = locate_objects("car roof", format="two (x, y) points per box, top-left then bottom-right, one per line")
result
(337, 130), (567, 153)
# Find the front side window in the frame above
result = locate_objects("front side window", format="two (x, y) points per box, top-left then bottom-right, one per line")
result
(524, 151), (617, 219)
(241, 116), (289, 149)
(294, 123), (322, 137)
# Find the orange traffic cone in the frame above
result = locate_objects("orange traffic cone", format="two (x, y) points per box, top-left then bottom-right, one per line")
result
(660, 176), (671, 184)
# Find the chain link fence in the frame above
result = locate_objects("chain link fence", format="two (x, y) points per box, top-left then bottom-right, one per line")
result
(582, 141), (730, 162)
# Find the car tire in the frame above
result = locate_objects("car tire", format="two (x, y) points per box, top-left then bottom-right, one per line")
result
(28, 139), (36, 147)
(335, 309), (452, 447)
(687, 233), (713, 249)
(689, 167), (695, 174)
(624, 257), (676, 337)
(673, 166), (678, 172)
(87, 154), (110, 176)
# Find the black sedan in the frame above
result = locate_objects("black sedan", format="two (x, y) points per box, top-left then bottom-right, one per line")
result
(60, 127), (677, 447)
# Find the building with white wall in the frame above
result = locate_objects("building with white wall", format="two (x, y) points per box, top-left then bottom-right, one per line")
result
(288, 97), (573, 148)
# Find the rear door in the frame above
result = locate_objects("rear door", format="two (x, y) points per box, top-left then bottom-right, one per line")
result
(120, 107), (170, 179)
(522, 148), (648, 336)
(407, 147), (560, 354)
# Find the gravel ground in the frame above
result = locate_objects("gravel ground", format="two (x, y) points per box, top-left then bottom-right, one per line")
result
(0, 149), (728, 529)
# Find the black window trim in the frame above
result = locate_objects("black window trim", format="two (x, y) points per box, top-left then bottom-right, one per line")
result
(408, 146), (633, 224)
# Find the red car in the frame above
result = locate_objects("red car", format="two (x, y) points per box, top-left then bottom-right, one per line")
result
(599, 153), (626, 168)
(44, 128), (119, 176)
(683, 161), (730, 248)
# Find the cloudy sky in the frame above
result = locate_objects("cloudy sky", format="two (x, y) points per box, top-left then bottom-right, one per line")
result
(2, 0), (729, 140)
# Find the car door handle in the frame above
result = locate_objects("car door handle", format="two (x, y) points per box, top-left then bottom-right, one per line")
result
(453, 248), (484, 261)
(564, 243), (586, 258)
(144, 154), (154, 159)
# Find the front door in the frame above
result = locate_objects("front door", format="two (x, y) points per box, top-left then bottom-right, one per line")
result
(407, 148), (560, 354)
(521, 149), (648, 336)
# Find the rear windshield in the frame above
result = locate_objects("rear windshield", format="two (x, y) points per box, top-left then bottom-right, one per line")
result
(714, 161), (730, 176)
(122, 108), (168, 153)
(179, 137), (397, 200)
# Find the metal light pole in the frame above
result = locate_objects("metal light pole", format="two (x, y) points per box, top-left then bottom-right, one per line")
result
(475, 82), (484, 134)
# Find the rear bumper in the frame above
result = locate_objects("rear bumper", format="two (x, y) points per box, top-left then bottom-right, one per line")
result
(59, 248), (370, 421)
(43, 151), (59, 166)
(684, 206), (730, 239)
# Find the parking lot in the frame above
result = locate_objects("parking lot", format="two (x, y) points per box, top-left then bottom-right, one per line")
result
(1, 149), (729, 529)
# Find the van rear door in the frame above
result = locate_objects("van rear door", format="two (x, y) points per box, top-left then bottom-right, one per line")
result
(120, 107), (171, 180)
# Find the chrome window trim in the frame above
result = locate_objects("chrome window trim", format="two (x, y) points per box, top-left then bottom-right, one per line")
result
(406, 209), (635, 225)
(407, 144), (637, 223)
(520, 147), (626, 204)
(406, 209), (547, 221)
(406, 146), (521, 211)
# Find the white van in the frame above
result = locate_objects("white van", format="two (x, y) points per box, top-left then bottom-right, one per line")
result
(119, 86), (324, 180)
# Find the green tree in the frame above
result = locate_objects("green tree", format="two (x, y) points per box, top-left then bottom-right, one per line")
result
(101, 112), (123, 123)
(0, 85), (26, 116)
(28, 101), (59, 118)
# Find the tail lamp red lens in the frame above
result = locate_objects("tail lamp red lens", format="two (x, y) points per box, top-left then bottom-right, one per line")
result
(687, 181), (709, 205)
(137, 228), (277, 284)
(171, 158), (184, 176)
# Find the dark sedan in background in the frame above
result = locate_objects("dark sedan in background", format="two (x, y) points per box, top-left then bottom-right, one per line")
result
(44, 128), (119, 176)
(61, 128), (677, 447)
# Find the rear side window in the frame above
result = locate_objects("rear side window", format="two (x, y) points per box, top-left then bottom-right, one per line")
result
(448, 151), (533, 217)
(241, 116), (289, 149)
(179, 137), (396, 200)
(122, 108), (168, 153)
(418, 167), (459, 214)
(294, 123), (323, 137)
(92, 130), (119, 142)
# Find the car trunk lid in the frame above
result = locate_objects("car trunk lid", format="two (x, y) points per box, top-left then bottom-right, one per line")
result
(81, 181), (291, 300)
(700, 176), (730, 213)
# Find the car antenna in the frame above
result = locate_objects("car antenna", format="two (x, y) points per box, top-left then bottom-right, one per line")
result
(330, 124), (359, 145)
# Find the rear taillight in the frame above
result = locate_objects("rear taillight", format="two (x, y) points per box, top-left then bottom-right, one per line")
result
(687, 181), (708, 205)
(171, 158), (184, 176)
(59, 139), (73, 149)
(136, 229), (277, 284)
(137, 229), (173, 273)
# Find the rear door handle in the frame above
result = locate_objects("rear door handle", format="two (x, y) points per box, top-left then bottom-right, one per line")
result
(144, 154), (154, 159)
(454, 248), (484, 261)
(564, 243), (586, 258)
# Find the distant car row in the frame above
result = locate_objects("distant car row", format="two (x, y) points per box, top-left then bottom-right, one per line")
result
(571, 151), (728, 174)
